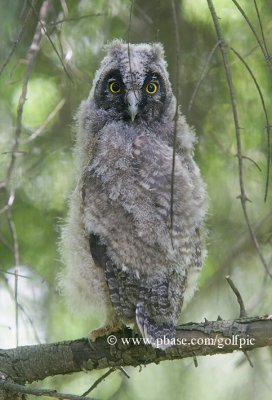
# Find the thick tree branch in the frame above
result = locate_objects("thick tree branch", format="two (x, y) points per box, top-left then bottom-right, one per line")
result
(0, 317), (271, 393)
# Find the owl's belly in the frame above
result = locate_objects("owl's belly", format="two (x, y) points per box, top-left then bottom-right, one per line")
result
(83, 175), (196, 277)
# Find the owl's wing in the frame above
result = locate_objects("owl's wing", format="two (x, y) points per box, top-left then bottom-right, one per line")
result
(89, 233), (140, 320)
(89, 231), (183, 349)
(89, 233), (108, 269)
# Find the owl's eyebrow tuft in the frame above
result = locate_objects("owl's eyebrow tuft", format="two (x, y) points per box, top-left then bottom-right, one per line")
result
(145, 71), (161, 82)
(105, 69), (123, 83)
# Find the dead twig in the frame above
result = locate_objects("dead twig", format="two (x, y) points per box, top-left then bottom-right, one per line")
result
(170, 0), (181, 246)
(0, 379), (97, 400)
(49, 13), (107, 26)
(0, 1), (37, 77)
(230, 46), (271, 202)
(226, 275), (248, 318)
(27, 0), (73, 81)
(188, 40), (221, 113)
(231, 0), (272, 70)
(82, 368), (116, 396)
(253, 0), (271, 61)
(26, 98), (66, 142)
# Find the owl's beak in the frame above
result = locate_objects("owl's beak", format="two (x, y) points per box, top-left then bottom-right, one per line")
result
(127, 90), (139, 122)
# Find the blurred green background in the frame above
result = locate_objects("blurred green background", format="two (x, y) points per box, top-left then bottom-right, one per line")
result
(0, 0), (271, 399)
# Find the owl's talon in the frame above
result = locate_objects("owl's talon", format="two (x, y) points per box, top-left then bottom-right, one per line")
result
(87, 336), (95, 349)
(89, 322), (124, 343)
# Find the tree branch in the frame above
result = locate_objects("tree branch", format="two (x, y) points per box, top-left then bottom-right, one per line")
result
(207, 0), (272, 279)
(0, 380), (96, 400)
(0, 317), (271, 392)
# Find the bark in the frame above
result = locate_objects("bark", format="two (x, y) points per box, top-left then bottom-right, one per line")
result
(0, 317), (271, 399)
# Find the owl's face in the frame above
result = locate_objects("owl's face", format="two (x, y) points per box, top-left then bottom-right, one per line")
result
(92, 40), (174, 125)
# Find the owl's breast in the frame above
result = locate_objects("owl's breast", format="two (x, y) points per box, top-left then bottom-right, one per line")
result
(82, 123), (205, 274)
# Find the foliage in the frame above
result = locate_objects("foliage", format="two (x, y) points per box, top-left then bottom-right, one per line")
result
(0, 0), (271, 399)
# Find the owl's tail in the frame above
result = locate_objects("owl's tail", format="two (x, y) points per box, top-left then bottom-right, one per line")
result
(136, 303), (176, 350)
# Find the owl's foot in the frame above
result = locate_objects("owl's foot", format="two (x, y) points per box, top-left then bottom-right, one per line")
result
(89, 321), (124, 343)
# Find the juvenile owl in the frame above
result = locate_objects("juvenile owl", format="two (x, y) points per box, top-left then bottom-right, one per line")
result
(60, 40), (206, 350)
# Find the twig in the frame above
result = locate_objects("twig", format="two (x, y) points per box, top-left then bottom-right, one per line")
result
(170, 0), (181, 246)
(226, 275), (247, 318)
(0, 379), (97, 400)
(127, 1), (139, 116)
(82, 368), (116, 396)
(118, 367), (130, 379)
(49, 13), (107, 25)
(243, 350), (254, 368)
(231, 0), (272, 70)
(14, 268), (19, 347)
(207, 0), (272, 279)
(0, 269), (30, 279)
(4, 0), (51, 187)
(193, 356), (198, 367)
(27, 0), (73, 81)
(127, 0), (135, 71)
(230, 46), (271, 201)
(1, 270), (43, 344)
(6, 212), (19, 266)
(26, 98), (66, 142)
(253, 0), (270, 59)
(241, 155), (261, 173)
(188, 40), (221, 113)
(0, 1), (36, 77)
(0, 190), (15, 215)
(0, 4), (51, 352)
(206, 211), (272, 291)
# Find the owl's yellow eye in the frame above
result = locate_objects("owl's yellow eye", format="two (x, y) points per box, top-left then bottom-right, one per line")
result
(146, 81), (158, 94)
(109, 81), (121, 93)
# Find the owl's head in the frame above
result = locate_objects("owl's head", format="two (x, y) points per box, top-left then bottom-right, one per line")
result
(90, 40), (175, 124)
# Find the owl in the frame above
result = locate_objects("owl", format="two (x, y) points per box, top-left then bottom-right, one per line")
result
(59, 39), (206, 350)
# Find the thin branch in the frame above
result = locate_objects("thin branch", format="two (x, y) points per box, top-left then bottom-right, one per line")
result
(127, 0), (135, 72)
(253, 0), (270, 58)
(193, 356), (198, 367)
(207, 0), (272, 279)
(230, 46), (271, 201)
(0, 269), (43, 344)
(27, 0), (73, 81)
(170, 0), (180, 245)
(49, 13), (107, 25)
(26, 98), (66, 142)
(127, 0), (139, 117)
(205, 211), (272, 292)
(4, 0), (51, 189)
(243, 350), (254, 368)
(226, 275), (248, 318)
(231, 0), (272, 70)
(0, 1), (36, 78)
(0, 380), (97, 400)
(0, 189), (15, 215)
(241, 155), (262, 173)
(118, 367), (130, 379)
(188, 40), (221, 113)
(7, 212), (19, 266)
(14, 269), (19, 347)
(82, 368), (116, 396)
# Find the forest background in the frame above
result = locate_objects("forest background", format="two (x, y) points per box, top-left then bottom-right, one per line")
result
(0, 1), (271, 399)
